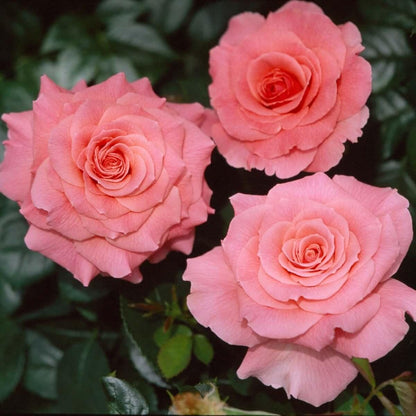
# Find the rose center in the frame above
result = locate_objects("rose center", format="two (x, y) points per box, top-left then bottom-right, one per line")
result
(93, 145), (129, 181)
(258, 69), (301, 108)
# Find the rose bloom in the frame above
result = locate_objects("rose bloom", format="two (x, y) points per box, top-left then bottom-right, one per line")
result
(0, 73), (215, 286)
(208, 1), (372, 178)
(183, 173), (416, 406)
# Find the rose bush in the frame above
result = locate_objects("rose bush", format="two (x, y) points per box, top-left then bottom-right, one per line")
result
(184, 173), (416, 406)
(0, 73), (215, 286)
(208, 1), (372, 178)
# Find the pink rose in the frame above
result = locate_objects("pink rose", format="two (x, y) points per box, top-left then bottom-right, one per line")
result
(209, 1), (372, 178)
(183, 173), (415, 406)
(0, 73), (215, 286)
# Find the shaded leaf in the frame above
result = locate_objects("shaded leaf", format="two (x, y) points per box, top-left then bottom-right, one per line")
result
(393, 381), (416, 416)
(335, 391), (376, 415)
(157, 334), (192, 379)
(193, 334), (214, 365)
(377, 392), (404, 416)
(107, 21), (175, 57)
(145, 0), (193, 33)
(361, 26), (413, 93)
(0, 211), (55, 288)
(57, 339), (110, 413)
(358, 0), (416, 30)
(96, 0), (147, 23)
(352, 357), (376, 388)
(0, 277), (21, 316)
(103, 376), (149, 415)
(23, 330), (63, 400)
(0, 318), (25, 402)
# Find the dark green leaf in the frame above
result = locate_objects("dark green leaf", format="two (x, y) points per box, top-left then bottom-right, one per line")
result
(145, 0), (193, 33)
(352, 357), (376, 388)
(0, 318), (25, 402)
(0, 211), (55, 288)
(0, 79), (34, 113)
(157, 334), (192, 379)
(406, 126), (416, 180)
(96, 0), (147, 24)
(57, 339), (110, 413)
(103, 376), (149, 415)
(362, 27), (413, 93)
(0, 277), (21, 316)
(107, 22), (175, 57)
(358, 0), (416, 30)
(153, 325), (172, 348)
(335, 391), (376, 415)
(58, 269), (111, 304)
(193, 334), (214, 365)
(393, 381), (416, 416)
(23, 330), (63, 400)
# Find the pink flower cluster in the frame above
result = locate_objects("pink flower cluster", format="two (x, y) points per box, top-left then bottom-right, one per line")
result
(0, 0), (414, 408)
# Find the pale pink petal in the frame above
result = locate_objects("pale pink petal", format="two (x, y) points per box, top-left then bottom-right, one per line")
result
(183, 246), (263, 347)
(0, 111), (34, 202)
(237, 341), (358, 407)
(25, 225), (99, 286)
(219, 12), (265, 46)
(333, 279), (416, 362)
(229, 193), (266, 216)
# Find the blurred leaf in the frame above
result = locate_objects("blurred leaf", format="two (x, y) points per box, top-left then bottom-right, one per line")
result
(57, 339), (110, 413)
(96, 0), (147, 24)
(23, 330), (63, 400)
(335, 391), (376, 415)
(58, 269), (111, 304)
(406, 125), (416, 180)
(107, 21), (175, 57)
(0, 211), (55, 289)
(188, 0), (248, 44)
(358, 0), (416, 30)
(145, 0), (194, 33)
(193, 334), (214, 365)
(393, 381), (416, 416)
(372, 91), (416, 159)
(103, 376), (149, 415)
(157, 334), (192, 379)
(352, 357), (376, 388)
(41, 15), (96, 54)
(0, 79), (34, 113)
(377, 392), (404, 416)
(0, 318), (25, 402)
(0, 277), (21, 316)
(224, 407), (281, 415)
(362, 26), (413, 93)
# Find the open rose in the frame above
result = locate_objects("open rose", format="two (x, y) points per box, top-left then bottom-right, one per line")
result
(183, 173), (415, 406)
(209, 1), (372, 178)
(0, 73), (215, 286)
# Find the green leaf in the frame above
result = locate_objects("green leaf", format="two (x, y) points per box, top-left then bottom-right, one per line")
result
(23, 330), (63, 400)
(0, 277), (21, 316)
(0, 318), (25, 402)
(358, 0), (416, 30)
(393, 381), (416, 416)
(224, 407), (281, 416)
(58, 269), (111, 304)
(335, 391), (376, 415)
(372, 91), (416, 159)
(406, 125), (416, 180)
(377, 392), (404, 416)
(157, 334), (192, 379)
(102, 376), (149, 415)
(145, 0), (193, 33)
(0, 211), (55, 288)
(96, 0), (147, 24)
(56, 339), (110, 413)
(193, 334), (214, 365)
(361, 26), (413, 93)
(107, 22), (175, 57)
(188, 0), (247, 44)
(153, 325), (172, 348)
(352, 357), (376, 388)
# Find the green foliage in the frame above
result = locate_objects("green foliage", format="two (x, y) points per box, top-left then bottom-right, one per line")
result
(102, 376), (149, 415)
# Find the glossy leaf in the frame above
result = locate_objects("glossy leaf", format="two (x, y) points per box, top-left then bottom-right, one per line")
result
(23, 330), (63, 400)
(103, 376), (149, 415)
(193, 334), (214, 365)
(157, 334), (192, 379)
(0, 318), (25, 402)
(56, 339), (110, 413)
